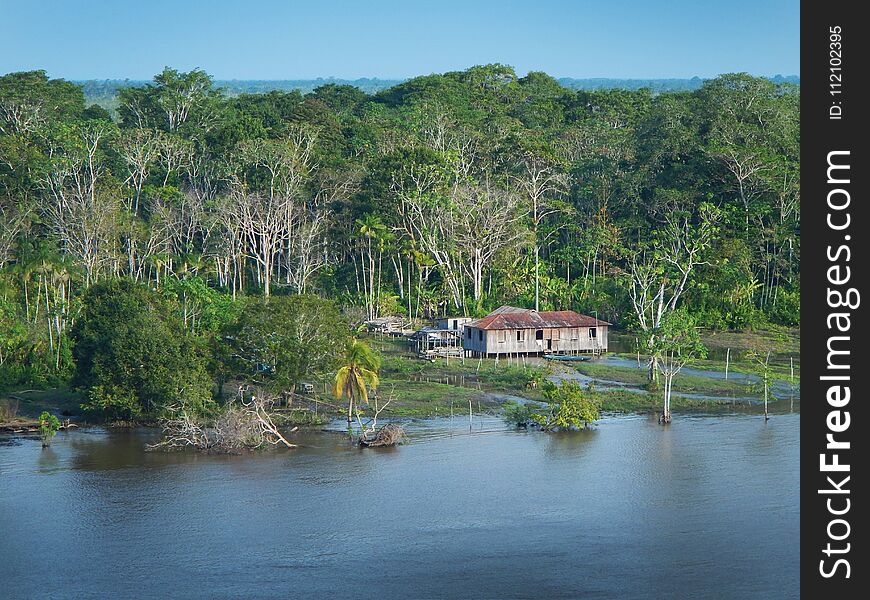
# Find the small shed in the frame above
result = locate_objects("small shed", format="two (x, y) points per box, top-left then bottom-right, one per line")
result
(364, 316), (406, 335)
(411, 326), (464, 359)
(463, 306), (610, 357)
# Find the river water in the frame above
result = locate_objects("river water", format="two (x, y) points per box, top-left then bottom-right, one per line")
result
(1, 413), (799, 599)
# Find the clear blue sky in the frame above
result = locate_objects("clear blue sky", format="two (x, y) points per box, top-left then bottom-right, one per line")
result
(1, 0), (799, 80)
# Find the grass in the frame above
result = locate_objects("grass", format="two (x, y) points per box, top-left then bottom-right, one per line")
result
(376, 381), (495, 417)
(365, 329), (801, 418)
(364, 332), (548, 417)
(588, 388), (790, 415)
(699, 326), (800, 355)
(608, 352), (800, 385)
(572, 362), (761, 396)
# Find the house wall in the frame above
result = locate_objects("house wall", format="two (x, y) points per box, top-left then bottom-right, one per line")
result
(463, 326), (608, 355)
(436, 317), (473, 331)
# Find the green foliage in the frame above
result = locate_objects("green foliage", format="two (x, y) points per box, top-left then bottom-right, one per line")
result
(38, 411), (61, 445)
(222, 295), (349, 392)
(71, 280), (214, 420)
(767, 289), (800, 326)
(0, 65), (800, 403)
(649, 309), (708, 363)
(535, 380), (601, 430)
(502, 401), (537, 428)
(161, 277), (239, 335)
(334, 338), (381, 433)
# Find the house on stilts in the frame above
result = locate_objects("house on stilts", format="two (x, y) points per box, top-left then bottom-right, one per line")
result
(462, 306), (609, 358)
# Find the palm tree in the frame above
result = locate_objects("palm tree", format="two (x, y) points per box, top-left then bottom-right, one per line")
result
(333, 339), (381, 435)
(356, 215), (390, 320)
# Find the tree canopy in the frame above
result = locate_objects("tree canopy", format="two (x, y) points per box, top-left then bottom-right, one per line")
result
(0, 64), (800, 396)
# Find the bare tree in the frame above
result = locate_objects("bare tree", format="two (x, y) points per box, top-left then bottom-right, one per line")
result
(116, 128), (162, 214)
(39, 123), (120, 286)
(512, 152), (569, 310)
(0, 197), (28, 270)
(393, 163), (466, 309)
(629, 203), (719, 380)
(454, 181), (529, 302)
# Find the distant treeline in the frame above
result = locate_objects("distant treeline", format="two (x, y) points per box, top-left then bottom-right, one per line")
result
(559, 75), (800, 92)
(76, 75), (800, 108)
(77, 78), (405, 106)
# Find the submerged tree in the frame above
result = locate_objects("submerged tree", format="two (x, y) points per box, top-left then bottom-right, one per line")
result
(38, 411), (61, 447)
(534, 380), (600, 430)
(333, 338), (380, 436)
(747, 350), (774, 421)
(649, 309), (706, 424)
(629, 202), (719, 381)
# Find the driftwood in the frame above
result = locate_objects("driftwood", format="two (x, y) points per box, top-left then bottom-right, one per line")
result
(360, 423), (405, 447)
(148, 387), (296, 452)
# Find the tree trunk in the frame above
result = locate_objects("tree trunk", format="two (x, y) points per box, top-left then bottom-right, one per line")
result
(534, 245), (540, 311)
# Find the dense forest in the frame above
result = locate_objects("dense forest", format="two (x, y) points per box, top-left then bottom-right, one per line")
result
(0, 64), (799, 404)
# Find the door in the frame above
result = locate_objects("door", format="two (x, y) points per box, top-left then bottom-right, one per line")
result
(547, 338), (552, 350)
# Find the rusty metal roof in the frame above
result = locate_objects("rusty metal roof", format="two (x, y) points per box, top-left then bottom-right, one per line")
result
(467, 306), (611, 330)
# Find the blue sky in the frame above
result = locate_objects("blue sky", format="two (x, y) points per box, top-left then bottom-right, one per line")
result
(1, 0), (799, 80)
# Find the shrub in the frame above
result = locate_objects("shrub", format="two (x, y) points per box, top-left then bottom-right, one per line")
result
(535, 380), (600, 430)
(502, 401), (537, 428)
(38, 411), (61, 447)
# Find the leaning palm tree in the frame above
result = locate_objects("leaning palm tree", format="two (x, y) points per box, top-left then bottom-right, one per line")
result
(333, 339), (381, 436)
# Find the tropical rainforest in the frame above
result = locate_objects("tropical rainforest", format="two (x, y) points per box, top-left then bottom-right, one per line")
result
(0, 64), (799, 414)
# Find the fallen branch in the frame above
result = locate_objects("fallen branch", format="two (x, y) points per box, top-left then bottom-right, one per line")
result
(148, 387), (298, 452)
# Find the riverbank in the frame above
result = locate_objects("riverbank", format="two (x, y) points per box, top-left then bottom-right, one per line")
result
(1, 327), (800, 431)
(365, 327), (799, 419)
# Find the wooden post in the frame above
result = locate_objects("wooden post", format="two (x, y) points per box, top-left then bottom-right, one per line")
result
(446, 334), (450, 366)
(764, 351), (771, 421)
(725, 348), (731, 379)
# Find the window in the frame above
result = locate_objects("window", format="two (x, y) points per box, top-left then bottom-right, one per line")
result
(478, 330), (484, 342)
(498, 330), (506, 343)
(589, 327), (597, 339)
(571, 328), (579, 340)
(467, 328), (472, 338)
(452, 320), (458, 330)
(517, 330), (526, 343)
(535, 329), (544, 340)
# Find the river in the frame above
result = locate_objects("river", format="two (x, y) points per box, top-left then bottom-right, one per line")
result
(0, 413), (799, 599)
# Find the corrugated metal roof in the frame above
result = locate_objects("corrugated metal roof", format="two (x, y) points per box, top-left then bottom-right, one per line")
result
(467, 306), (611, 330)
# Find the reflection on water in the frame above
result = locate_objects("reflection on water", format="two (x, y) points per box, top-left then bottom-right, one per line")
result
(0, 414), (799, 599)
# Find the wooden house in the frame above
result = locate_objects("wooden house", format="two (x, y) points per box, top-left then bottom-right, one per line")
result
(463, 306), (610, 357)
